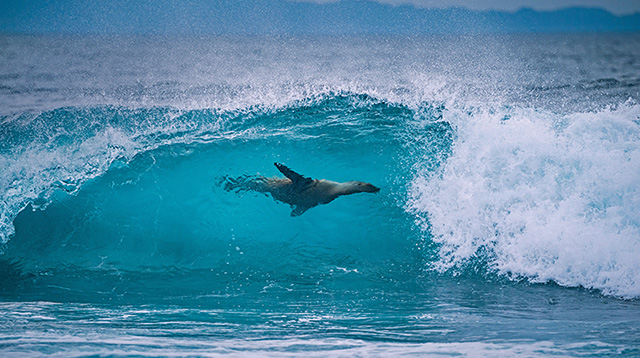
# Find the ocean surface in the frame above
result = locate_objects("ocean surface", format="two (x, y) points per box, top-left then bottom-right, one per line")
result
(1, 34), (639, 357)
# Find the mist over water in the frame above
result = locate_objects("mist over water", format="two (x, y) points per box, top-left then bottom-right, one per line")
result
(1, 34), (640, 356)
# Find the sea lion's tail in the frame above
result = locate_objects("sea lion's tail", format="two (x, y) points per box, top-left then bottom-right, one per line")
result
(217, 174), (269, 193)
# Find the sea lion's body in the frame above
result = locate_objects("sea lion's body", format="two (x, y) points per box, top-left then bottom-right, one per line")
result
(223, 163), (380, 216)
(260, 177), (353, 214)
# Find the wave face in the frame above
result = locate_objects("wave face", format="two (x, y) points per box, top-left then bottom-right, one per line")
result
(1, 34), (640, 356)
(1, 93), (453, 302)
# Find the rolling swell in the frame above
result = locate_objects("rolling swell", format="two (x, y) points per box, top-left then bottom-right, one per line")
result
(0, 93), (452, 303)
(1, 91), (639, 301)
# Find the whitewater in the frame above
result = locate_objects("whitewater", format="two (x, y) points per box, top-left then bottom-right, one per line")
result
(1, 34), (639, 357)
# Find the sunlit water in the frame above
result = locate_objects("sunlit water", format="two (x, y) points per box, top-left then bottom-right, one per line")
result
(1, 34), (639, 357)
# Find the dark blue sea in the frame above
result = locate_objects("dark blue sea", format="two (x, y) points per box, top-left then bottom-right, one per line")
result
(1, 34), (640, 357)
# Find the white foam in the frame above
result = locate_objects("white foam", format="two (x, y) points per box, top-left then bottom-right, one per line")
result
(408, 102), (640, 298)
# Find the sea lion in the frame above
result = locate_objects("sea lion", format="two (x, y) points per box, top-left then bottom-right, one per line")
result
(222, 163), (380, 216)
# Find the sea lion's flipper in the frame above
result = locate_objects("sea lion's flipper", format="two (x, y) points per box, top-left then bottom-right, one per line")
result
(290, 205), (309, 217)
(274, 163), (313, 186)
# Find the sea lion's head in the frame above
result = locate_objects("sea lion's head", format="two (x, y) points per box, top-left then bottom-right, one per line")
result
(345, 181), (380, 194)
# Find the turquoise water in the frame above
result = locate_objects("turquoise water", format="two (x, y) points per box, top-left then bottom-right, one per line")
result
(1, 35), (640, 356)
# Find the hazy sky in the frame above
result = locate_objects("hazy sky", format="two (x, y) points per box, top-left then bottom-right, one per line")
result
(305, 0), (640, 15)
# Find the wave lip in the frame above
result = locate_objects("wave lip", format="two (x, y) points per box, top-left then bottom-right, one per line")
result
(409, 103), (640, 299)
